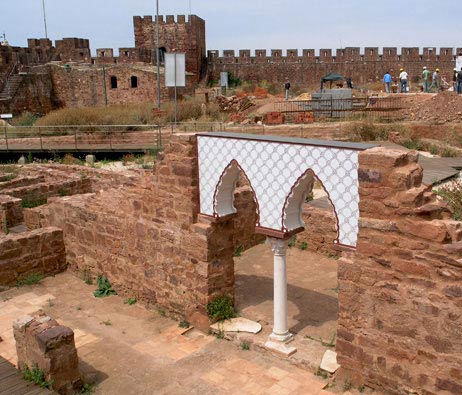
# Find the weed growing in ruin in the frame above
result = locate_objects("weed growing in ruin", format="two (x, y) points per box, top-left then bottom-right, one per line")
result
(47, 298), (54, 307)
(81, 383), (96, 394)
(58, 187), (69, 197)
(343, 380), (353, 391)
(158, 308), (166, 317)
(76, 305), (82, 311)
(17, 273), (44, 287)
(124, 297), (137, 305)
(306, 332), (336, 348)
(288, 235), (297, 248)
(179, 320), (190, 329)
(240, 340), (250, 350)
(315, 367), (328, 380)
(61, 154), (84, 166)
(27, 152), (33, 164)
(206, 295), (235, 321)
(3, 217), (9, 235)
(213, 329), (225, 339)
(402, 138), (424, 151)
(298, 241), (308, 250)
(93, 275), (117, 298)
(100, 319), (112, 326)
(435, 179), (462, 221)
(21, 193), (47, 208)
(358, 385), (365, 393)
(81, 268), (93, 285)
(22, 365), (54, 389)
(234, 245), (244, 257)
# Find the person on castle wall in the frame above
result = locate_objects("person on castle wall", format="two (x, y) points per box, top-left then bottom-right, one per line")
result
(422, 66), (431, 93)
(453, 68), (458, 92)
(457, 69), (462, 95)
(346, 77), (353, 89)
(383, 71), (392, 93)
(399, 68), (408, 93)
(430, 68), (440, 92)
(284, 80), (291, 100)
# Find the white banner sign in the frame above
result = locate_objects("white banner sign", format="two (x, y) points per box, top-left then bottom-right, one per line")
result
(220, 72), (228, 88)
(457, 56), (462, 71)
(0, 114), (12, 119)
(165, 53), (186, 87)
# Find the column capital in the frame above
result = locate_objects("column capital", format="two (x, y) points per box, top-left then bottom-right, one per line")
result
(267, 237), (289, 256)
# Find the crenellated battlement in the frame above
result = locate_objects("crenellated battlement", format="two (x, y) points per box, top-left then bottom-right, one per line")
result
(208, 47), (462, 63)
(133, 14), (202, 27)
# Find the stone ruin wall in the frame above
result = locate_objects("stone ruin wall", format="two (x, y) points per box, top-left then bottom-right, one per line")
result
(207, 47), (461, 88)
(0, 227), (66, 287)
(14, 135), (462, 394)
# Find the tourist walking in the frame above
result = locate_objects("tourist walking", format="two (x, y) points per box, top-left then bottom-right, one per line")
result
(399, 68), (408, 93)
(430, 68), (440, 92)
(422, 67), (431, 92)
(284, 80), (291, 101)
(457, 69), (462, 94)
(383, 71), (392, 93)
(453, 68), (458, 92)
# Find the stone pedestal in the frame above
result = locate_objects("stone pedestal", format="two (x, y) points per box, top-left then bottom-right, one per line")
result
(14, 313), (82, 394)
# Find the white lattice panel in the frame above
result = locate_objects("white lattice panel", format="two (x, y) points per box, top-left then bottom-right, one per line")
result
(197, 135), (361, 247)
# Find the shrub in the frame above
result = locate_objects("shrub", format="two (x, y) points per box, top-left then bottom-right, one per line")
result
(124, 297), (137, 305)
(12, 112), (39, 126)
(234, 245), (244, 257)
(61, 154), (83, 166)
(206, 295), (235, 321)
(93, 275), (117, 298)
(435, 179), (462, 220)
(351, 122), (389, 142)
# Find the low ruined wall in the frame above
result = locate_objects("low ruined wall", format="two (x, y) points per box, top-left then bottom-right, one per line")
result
(0, 227), (66, 286)
(1, 178), (91, 203)
(336, 147), (462, 395)
(0, 194), (23, 230)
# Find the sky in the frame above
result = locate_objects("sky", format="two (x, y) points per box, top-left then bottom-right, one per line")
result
(1, 0), (459, 56)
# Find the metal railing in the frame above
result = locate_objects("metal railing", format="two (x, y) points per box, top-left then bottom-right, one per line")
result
(274, 96), (406, 119)
(0, 62), (19, 99)
(0, 123), (232, 152)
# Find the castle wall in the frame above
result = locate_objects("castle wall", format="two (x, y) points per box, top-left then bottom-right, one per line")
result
(207, 47), (459, 88)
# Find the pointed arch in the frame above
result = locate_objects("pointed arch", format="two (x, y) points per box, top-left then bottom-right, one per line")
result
(281, 168), (340, 244)
(212, 159), (260, 226)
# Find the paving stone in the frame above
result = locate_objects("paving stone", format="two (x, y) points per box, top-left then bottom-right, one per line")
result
(320, 349), (340, 373)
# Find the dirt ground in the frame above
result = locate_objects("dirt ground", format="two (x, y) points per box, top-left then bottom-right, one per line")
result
(0, 246), (374, 395)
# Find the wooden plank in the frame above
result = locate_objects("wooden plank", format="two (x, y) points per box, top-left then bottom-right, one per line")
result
(0, 357), (56, 395)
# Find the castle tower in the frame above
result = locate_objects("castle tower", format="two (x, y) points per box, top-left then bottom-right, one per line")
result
(133, 14), (206, 82)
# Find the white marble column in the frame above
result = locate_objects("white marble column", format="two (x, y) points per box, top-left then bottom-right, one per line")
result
(267, 237), (293, 343)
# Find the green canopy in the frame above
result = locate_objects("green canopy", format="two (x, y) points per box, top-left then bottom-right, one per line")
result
(321, 72), (345, 82)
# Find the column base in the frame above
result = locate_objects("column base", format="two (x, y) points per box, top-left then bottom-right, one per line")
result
(264, 340), (297, 357)
(269, 331), (294, 343)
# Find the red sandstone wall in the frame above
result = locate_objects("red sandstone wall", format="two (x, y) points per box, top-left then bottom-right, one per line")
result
(335, 147), (462, 394)
(134, 15), (206, 82)
(0, 227), (66, 286)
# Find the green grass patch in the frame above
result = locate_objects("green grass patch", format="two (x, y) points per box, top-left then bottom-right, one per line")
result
(17, 273), (44, 287)
(124, 297), (137, 305)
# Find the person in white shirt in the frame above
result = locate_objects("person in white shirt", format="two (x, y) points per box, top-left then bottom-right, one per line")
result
(399, 68), (409, 93)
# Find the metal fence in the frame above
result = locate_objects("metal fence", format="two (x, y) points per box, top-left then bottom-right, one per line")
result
(0, 123), (230, 152)
(274, 96), (406, 119)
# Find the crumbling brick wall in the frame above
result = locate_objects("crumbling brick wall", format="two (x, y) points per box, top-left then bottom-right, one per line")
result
(0, 194), (23, 231)
(0, 227), (66, 286)
(335, 147), (462, 394)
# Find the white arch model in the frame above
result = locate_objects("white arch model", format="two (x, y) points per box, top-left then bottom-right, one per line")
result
(198, 132), (375, 248)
